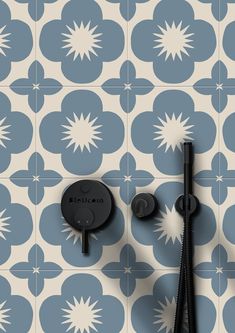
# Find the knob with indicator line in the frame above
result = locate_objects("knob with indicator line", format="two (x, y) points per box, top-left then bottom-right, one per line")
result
(131, 193), (158, 219)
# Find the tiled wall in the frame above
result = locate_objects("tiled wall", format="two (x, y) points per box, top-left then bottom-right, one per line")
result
(1, 0), (235, 332)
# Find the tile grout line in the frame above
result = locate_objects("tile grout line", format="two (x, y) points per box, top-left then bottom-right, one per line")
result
(218, 1), (221, 331)
(35, 2), (38, 332)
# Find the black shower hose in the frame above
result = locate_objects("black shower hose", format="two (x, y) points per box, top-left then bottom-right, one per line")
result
(174, 142), (199, 333)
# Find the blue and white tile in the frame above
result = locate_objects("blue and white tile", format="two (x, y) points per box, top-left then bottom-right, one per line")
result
(36, 179), (127, 270)
(0, 87), (35, 177)
(128, 270), (218, 333)
(128, 179), (219, 270)
(0, 179), (35, 270)
(36, 87), (127, 177)
(36, 0), (127, 86)
(0, 0), (35, 86)
(128, 0), (219, 86)
(0, 270), (35, 333)
(128, 87), (219, 178)
(36, 270), (127, 332)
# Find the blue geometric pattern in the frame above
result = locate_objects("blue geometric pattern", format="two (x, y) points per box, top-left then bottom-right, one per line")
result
(131, 90), (216, 175)
(1, 0), (235, 331)
(131, 0), (216, 83)
(40, 274), (125, 333)
(132, 273), (216, 333)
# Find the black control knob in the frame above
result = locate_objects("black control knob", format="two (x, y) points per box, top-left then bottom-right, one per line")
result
(131, 193), (157, 218)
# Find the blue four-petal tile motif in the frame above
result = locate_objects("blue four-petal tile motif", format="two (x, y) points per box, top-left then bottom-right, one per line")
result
(102, 153), (153, 204)
(40, 90), (124, 175)
(131, 90), (216, 175)
(40, 273), (125, 333)
(0, 183), (33, 266)
(10, 244), (62, 296)
(0, 1), (33, 82)
(102, 244), (154, 296)
(10, 152), (62, 204)
(39, 0), (124, 83)
(131, 0), (216, 83)
(132, 273), (216, 333)
(195, 245), (235, 296)
(0, 92), (33, 174)
(40, 203), (124, 267)
(195, 153), (235, 204)
(132, 182), (216, 267)
(102, 61), (154, 113)
(10, 61), (62, 113)
(0, 275), (33, 332)
(16, 0), (58, 21)
(194, 61), (235, 113)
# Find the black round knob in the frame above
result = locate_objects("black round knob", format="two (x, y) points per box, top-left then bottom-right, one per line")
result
(131, 193), (157, 218)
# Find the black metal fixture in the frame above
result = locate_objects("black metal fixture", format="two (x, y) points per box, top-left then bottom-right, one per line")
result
(61, 180), (114, 254)
(174, 142), (199, 333)
(131, 193), (158, 219)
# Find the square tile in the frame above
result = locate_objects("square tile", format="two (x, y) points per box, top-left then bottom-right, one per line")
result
(128, 87), (219, 178)
(0, 179), (35, 270)
(0, 0), (36, 86)
(36, 270), (128, 333)
(0, 270), (36, 333)
(128, 270), (219, 333)
(36, 87), (127, 177)
(36, 0), (128, 86)
(128, 0), (219, 87)
(36, 179), (127, 270)
(127, 179), (219, 270)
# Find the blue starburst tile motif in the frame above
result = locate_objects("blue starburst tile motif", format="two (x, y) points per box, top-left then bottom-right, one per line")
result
(132, 273), (216, 333)
(0, 92), (33, 175)
(0, 183), (33, 267)
(39, 202), (125, 267)
(40, 273), (125, 333)
(131, 0), (216, 84)
(0, 1), (33, 82)
(40, 90), (125, 176)
(131, 182), (216, 268)
(131, 90), (216, 176)
(39, 0), (124, 84)
(0, 275), (33, 332)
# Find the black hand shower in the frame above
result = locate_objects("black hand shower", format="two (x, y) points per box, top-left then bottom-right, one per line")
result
(174, 142), (199, 333)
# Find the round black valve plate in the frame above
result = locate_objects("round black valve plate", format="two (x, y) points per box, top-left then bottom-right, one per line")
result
(131, 193), (157, 219)
(61, 180), (113, 232)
